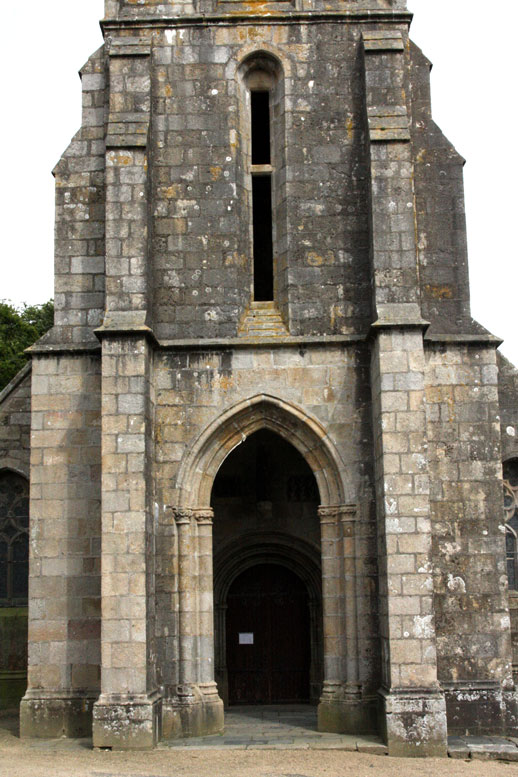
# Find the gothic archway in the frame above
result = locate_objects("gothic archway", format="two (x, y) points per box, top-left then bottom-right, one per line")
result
(174, 393), (346, 509)
(167, 394), (361, 738)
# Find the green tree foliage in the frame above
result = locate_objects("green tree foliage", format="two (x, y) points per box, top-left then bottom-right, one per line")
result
(0, 301), (54, 391)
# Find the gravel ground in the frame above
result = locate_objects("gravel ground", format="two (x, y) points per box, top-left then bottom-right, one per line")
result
(0, 716), (516, 777)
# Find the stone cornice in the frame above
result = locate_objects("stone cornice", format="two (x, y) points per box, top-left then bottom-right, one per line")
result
(160, 334), (367, 350)
(101, 10), (412, 34)
(94, 325), (159, 349)
(26, 341), (101, 357)
(424, 332), (503, 348)
(26, 330), (505, 355)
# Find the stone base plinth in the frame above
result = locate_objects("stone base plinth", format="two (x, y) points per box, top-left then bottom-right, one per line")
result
(92, 692), (161, 750)
(20, 691), (95, 739)
(379, 687), (447, 757)
(162, 683), (224, 739)
(318, 684), (376, 734)
(444, 683), (518, 737)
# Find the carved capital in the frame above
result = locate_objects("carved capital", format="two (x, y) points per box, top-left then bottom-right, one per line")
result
(193, 508), (214, 525)
(170, 507), (192, 525)
(318, 504), (357, 524)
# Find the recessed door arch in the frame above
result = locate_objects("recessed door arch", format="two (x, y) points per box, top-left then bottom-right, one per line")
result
(214, 535), (323, 707)
(226, 563), (310, 705)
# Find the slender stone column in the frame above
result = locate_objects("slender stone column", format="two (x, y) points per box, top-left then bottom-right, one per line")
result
(340, 508), (360, 698)
(318, 506), (342, 716)
(214, 603), (228, 705)
(194, 509), (215, 684)
(193, 509), (224, 728)
(162, 507), (223, 738)
(175, 509), (196, 690)
(318, 505), (368, 732)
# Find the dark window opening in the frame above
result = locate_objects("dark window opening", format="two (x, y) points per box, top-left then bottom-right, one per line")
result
(503, 459), (518, 591)
(251, 91), (271, 165)
(506, 521), (518, 591)
(252, 175), (274, 301)
(0, 471), (29, 606)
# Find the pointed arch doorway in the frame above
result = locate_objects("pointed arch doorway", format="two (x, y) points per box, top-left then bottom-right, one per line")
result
(169, 394), (368, 737)
(211, 428), (323, 707)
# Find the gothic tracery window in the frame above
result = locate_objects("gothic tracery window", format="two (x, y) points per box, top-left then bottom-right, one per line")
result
(503, 460), (518, 591)
(0, 471), (29, 605)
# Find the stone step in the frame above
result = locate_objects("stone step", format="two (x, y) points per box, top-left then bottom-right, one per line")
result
(238, 303), (288, 337)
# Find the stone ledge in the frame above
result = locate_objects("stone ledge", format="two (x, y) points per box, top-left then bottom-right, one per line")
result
(363, 30), (405, 51)
(101, 10), (413, 33)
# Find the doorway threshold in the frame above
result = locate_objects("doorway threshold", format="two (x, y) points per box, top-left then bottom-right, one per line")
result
(160, 704), (387, 753)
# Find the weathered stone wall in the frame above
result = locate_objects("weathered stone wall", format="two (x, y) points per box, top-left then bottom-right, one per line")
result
(410, 45), (472, 334)
(150, 22), (373, 340)
(50, 12), (479, 348)
(20, 354), (102, 738)
(52, 49), (106, 346)
(426, 343), (517, 734)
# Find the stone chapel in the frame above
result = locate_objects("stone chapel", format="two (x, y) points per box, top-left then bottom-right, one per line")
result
(2, 0), (518, 757)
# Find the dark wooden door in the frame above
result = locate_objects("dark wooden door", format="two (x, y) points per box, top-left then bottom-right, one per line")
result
(226, 564), (310, 704)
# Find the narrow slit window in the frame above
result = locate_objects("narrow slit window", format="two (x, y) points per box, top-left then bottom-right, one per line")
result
(251, 91), (271, 165)
(252, 176), (273, 301)
(251, 88), (274, 301)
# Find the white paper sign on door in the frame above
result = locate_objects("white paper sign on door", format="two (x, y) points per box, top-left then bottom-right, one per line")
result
(239, 632), (254, 645)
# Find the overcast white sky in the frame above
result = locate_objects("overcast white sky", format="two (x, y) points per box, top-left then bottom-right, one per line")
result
(2, 1), (517, 363)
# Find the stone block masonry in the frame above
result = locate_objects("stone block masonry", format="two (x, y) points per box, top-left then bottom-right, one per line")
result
(20, 354), (101, 738)
(8, 0), (518, 756)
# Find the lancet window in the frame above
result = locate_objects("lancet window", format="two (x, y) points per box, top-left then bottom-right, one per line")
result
(0, 471), (29, 605)
(504, 460), (518, 591)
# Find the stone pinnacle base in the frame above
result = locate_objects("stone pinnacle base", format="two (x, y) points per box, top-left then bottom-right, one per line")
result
(162, 683), (224, 739)
(20, 691), (96, 739)
(379, 687), (448, 757)
(92, 692), (161, 750)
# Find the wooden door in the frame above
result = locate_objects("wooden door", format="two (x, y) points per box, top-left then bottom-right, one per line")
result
(226, 564), (310, 704)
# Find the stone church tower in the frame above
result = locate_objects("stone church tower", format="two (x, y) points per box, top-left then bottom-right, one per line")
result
(2, 0), (517, 757)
